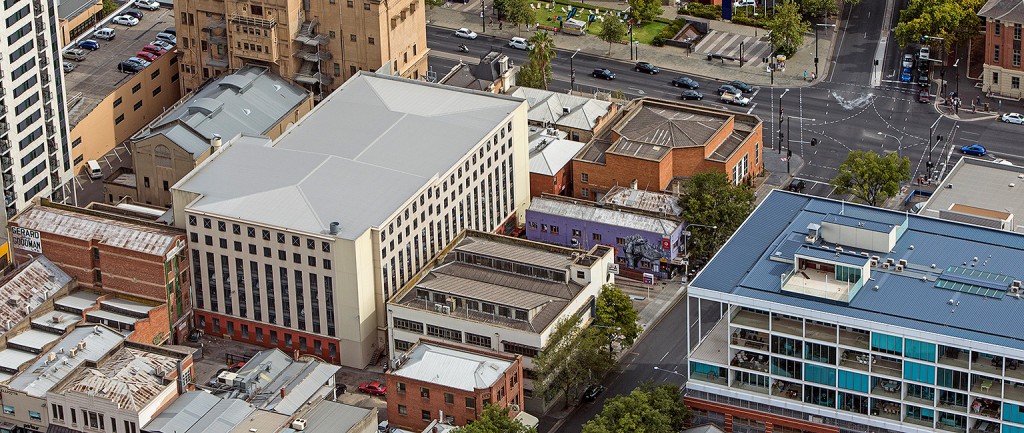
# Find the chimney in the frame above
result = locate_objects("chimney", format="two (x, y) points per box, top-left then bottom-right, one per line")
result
(329, 222), (340, 235)
(280, 387), (286, 398)
(210, 134), (223, 149)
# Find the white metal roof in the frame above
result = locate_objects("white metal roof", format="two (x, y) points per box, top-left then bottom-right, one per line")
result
(391, 342), (513, 392)
(176, 72), (524, 239)
(8, 325), (125, 396)
(11, 204), (181, 256)
(0, 349), (38, 372)
(528, 196), (681, 235)
(510, 87), (613, 131)
(55, 291), (101, 312)
(528, 131), (586, 177)
(7, 329), (61, 351)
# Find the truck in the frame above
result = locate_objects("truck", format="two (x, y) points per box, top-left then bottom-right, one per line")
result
(561, 18), (586, 36)
(721, 92), (751, 106)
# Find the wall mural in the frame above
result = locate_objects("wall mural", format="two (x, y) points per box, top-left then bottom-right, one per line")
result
(622, 235), (665, 268)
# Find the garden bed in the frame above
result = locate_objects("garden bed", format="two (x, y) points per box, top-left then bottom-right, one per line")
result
(526, 1), (667, 44)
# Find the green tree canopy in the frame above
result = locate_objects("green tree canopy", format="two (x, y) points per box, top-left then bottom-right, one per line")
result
(101, 0), (118, 16)
(893, 0), (985, 49)
(800, 0), (838, 18)
(456, 405), (537, 433)
(628, 0), (663, 24)
(677, 171), (755, 267)
(593, 284), (642, 355)
(581, 383), (690, 433)
(831, 150), (911, 207)
(534, 316), (613, 408)
(424, 0), (446, 8)
(517, 61), (546, 89)
(503, 0), (536, 35)
(521, 32), (556, 89)
(599, 18), (627, 54)
(766, 0), (809, 57)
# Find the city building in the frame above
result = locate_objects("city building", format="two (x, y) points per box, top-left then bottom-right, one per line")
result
(979, 0), (1024, 98)
(0, 0), (74, 227)
(525, 186), (685, 279)
(385, 340), (524, 431)
(685, 190), (1024, 433)
(527, 126), (585, 198)
(918, 157), (1024, 232)
(571, 98), (763, 200)
(173, 0), (428, 99)
(206, 348), (339, 416)
(0, 255), (74, 337)
(143, 392), (377, 433)
(119, 66), (311, 207)
(56, 0), (103, 45)
(509, 87), (617, 142)
(8, 199), (191, 343)
(64, 8), (183, 173)
(438, 51), (518, 94)
(56, 290), (170, 346)
(387, 230), (615, 412)
(171, 72), (530, 367)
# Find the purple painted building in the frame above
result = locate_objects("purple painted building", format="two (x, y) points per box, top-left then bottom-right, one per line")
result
(525, 187), (686, 279)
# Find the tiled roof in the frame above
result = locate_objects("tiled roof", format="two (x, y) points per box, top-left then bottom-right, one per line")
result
(978, 0), (1024, 21)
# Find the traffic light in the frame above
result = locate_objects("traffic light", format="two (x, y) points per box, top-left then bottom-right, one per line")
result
(810, 138), (818, 146)
(779, 131), (784, 139)
(787, 149), (792, 157)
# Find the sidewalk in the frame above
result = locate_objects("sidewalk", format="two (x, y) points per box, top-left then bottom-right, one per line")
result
(426, 6), (830, 87)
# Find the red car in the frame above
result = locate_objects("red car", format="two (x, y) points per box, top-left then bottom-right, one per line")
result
(359, 381), (386, 395)
(141, 44), (166, 56)
(136, 51), (158, 62)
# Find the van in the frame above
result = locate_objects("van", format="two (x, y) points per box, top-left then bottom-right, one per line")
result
(86, 160), (102, 179)
(93, 28), (116, 40)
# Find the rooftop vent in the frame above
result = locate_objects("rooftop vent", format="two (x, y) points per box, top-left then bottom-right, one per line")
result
(329, 222), (340, 235)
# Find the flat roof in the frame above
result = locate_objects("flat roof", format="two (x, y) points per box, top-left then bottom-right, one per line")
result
(101, 297), (157, 315)
(176, 72), (524, 239)
(32, 311), (81, 332)
(528, 196), (681, 235)
(87, 309), (141, 326)
(56, 291), (101, 311)
(65, 8), (177, 128)
(8, 325), (125, 396)
(391, 342), (513, 392)
(601, 185), (683, 214)
(0, 349), (39, 373)
(922, 157), (1024, 231)
(55, 347), (180, 411)
(691, 190), (1024, 351)
(11, 203), (181, 256)
(299, 400), (373, 433)
(8, 329), (62, 351)
(0, 256), (71, 334)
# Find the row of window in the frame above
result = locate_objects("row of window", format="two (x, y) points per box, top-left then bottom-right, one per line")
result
(992, 20), (1024, 41)
(393, 317), (540, 357)
(189, 216), (332, 252)
(993, 44), (1023, 67)
(49, 402), (138, 433)
(198, 314), (338, 358)
(189, 233), (333, 269)
(414, 289), (530, 322)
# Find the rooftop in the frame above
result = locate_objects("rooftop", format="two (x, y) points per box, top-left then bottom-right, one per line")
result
(921, 157), (1024, 232)
(211, 348), (339, 415)
(600, 185), (683, 215)
(528, 196), (682, 235)
(55, 347), (180, 411)
(528, 127), (586, 177)
(57, 0), (100, 21)
(11, 201), (182, 256)
(0, 256), (71, 334)
(142, 391), (223, 433)
(691, 190), (1024, 352)
(65, 8), (177, 128)
(55, 291), (101, 312)
(7, 329), (61, 352)
(8, 325), (125, 396)
(510, 87), (614, 131)
(175, 72), (524, 239)
(134, 66), (310, 159)
(391, 341), (514, 392)
(297, 400), (374, 433)
(978, 0), (1024, 22)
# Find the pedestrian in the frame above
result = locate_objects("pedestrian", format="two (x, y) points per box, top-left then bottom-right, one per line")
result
(812, 72), (816, 80)
(803, 70), (807, 81)
(499, 21), (503, 30)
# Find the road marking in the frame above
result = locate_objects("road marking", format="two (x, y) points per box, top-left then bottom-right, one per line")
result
(660, 351), (671, 362)
(629, 87), (647, 95)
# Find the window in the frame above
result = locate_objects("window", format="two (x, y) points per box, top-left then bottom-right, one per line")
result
(581, 188), (589, 197)
(368, 36), (375, 45)
(398, 405), (407, 415)
(444, 393), (454, 404)
(572, 229), (582, 237)
(996, 19), (1002, 35)
(132, 83), (142, 93)
(550, 225), (559, 234)
(592, 233), (602, 241)
(363, 2), (370, 8)
(995, 45), (1001, 62)
(1016, 23), (1022, 40)
(421, 410), (431, 421)
(466, 397), (477, 410)
(350, 34), (357, 42)
(421, 387), (430, 398)
(115, 114), (125, 124)
(29, 411), (40, 421)
(113, 97), (122, 107)
(1015, 76), (1022, 90)
(581, 173), (589, 183)
(466, 333), (491, 348)
(994, 71), (1000, 84)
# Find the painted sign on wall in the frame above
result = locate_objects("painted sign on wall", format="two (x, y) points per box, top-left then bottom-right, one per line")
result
(10, 226), (41, 254)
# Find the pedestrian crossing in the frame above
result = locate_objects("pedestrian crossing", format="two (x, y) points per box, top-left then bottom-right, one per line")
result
(694, 30), (772, 63)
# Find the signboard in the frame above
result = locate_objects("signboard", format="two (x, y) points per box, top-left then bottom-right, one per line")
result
(608, 263), (620, 275)
(643, 273), (655, 285)
(10, 227), (41, 254)
(661, 238), (671, 250)
(680, 231), (691, 237)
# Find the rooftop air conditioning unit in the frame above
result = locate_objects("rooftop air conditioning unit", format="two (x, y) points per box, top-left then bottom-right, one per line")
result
(291, 419), (307, 431)
(69, 348), (78, 358)
(869, 259), (878, 267)
(898, 259), (908, 267)
(885, 258), (895, 265)
(1013, 280), (1022, 289)
(434, 303), (444, 313)
(835, 246), (843, 253)
(881, 263), (891, 270)
(442, 306), (451, 315)
(895, 264), (904, 272)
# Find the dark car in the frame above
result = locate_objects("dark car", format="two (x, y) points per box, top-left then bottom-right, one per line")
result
(672, 76), (699, 89)
(78, 39), (100, 50)
(359, 381), (386, 395)
(117, 60), (143, 73)
(728, 80), (754, 93)
(717, 84), (740, 96)
(122, 8), (144, 19)
(635, 62), (659, 74)
(787, 179), (806, 193)
(163, 26), (176, 35)
(918, 90), (931, 103)
(592, 68), (615, 80)
(681, 89), (703, 100)
(581, 384), (606, 402)
(917, 71), (930, 87)
(960, 144), (986, 156)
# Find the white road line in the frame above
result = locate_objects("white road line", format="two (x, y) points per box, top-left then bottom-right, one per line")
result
(660, 351), (671, 362)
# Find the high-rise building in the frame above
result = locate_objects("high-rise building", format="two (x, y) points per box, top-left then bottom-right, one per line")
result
(173, 0), (428, 99)
(0, 0), (73, 225)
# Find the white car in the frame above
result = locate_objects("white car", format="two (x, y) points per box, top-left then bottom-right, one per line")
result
(1002, 112), (1024, 124)
(902, 54), (913, 68)
(112, 15), (139, 26)
(919, 47), (930, 61)
(454, 28), (477, 39)
(135, 0), (161, 9)
(150, 40), (174, 51)
(508, 37), (532, 50)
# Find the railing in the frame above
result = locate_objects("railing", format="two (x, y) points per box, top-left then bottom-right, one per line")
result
(0, 122), (8, 136)
(0, 139), (10, 154)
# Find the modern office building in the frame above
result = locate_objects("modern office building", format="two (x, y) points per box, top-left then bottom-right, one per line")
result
(172, 72), (530, 367)
(173, 0), (428, 99)
(0, 0), (74, 224)
(685, 190), (1024, 433)
(917, 157), (1024, 232)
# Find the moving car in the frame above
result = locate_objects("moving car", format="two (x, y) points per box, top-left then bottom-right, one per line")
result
(717, 84), (741, 96)
(508, 37), (532, 50)
(93, 28), (116, 40)
(117, 60), (143, 73)
(919, 47), (930, 61)
(581, 384), (606, 402)
(1002, 113), (1024, 124)
(78, 39), (100, 50)
(917, 90), (931, 103)
(787, 179), (806, 193)
(135, 0), (160, 9)
(454, 28), (478, 39)
(141, 44), (167, 55)
(122, 8), (144, 19)
(721, 92), (751, 106)
(734, 0), (755, 6)
(680, 89), (703, 100)
(960, 144), (986, 156)
(112, 15), (139, 26)
(592, 68), (615, 80)
(635, 62), (659, 74)
(136, 51), (158, 62)
(672, 76), (699, 88)
(902, 54), (914, 68)
(359, 381), (386, 395)
(62, 48), (87, 61)
(728, 80), (754, 93)
(900, 67), (912, 83)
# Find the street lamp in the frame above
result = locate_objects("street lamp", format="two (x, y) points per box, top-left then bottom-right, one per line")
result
(653, 367), (687, 391)
(569, 49), (581, 91)
(814, 23), (835, 78)
(876, 131), (904, 158)
(923, 35), (945, 91)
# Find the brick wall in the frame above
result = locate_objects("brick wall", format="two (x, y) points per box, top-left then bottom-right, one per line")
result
(529, 165), (573, 198)
(195, 311), (342, 364)
(573, 154), (663, 198)
(985, 20), (1024, 72)
(685, 397), (840, 433)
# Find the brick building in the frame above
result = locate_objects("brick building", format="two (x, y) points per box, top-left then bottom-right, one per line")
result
(571, 98), (763, 200)
(979, 0), (1024, 97)
(528, 127), (586, 198)
(386, 340), (523, 431)
(7, 200), (191, 343)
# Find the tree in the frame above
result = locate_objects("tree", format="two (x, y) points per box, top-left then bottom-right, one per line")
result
(677, 172), (755, 266)
(593, 284), (641, 356)
(843, 0), (862, 9)
(517, 61), (545, 89)
(831, 150), (911, 207)
(101, 0), (118, 16)
(800, 0), (838, 18)
(456, 405), (537, 433)
(893, 0), (985, 49)
(598, 18), (627, 54)
(628, 0), (663, 24)
(534, 316), (613, 408)
(423, 0), (446, 8)
(581, 383), (691, 433)
(765, 0), (809, 57)
(503, 0), (535, 36)
(520, 32), (555, 90)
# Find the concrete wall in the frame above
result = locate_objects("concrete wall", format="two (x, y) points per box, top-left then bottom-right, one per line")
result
(58, 0), (103, 46)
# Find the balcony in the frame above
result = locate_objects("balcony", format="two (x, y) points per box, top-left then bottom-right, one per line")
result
(0, 122), (8, 136)
(42, 88), (51, 102)
(40, 71), (50, 85)
(0, 138), (10, 154)
(208, 35), (227, 46)
(730, 351), (769, 373)
(38, 56), (48, 67)
(971, 375), (1002, 398)
(295, 47), (332, 63)
(3, 174), (12, 185)
(974, 354), (1003, 377)
(940, 345), (970, 369)
(970, 397), (1001, 420)
(839, 349), (871, 372)
(294, 19), (328, 46)
(1006, 358), (1024, 381)
(872, 355), (903, 377)
(732, 309), (768, 330)
(971, 419), (999, 433)
(937, 413), (967, 432)
(35, 17), (44, 30)
(772, 314), (802, 337)
(870, 400), (901, 421)
(805, 321), (837, 343)
(32, 0), (42, 14)
(730, 328), (768, 352)
(1005, 381), (1024, 402)
(904, 411), (934, 428)
(772, 380), (801, 402)
(5, 194), (15, 207)
(731, 377), (769, 395)
(871, 378), (902, 399)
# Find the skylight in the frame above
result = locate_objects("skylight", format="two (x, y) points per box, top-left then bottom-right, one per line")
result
(934, 266), (1016, 299)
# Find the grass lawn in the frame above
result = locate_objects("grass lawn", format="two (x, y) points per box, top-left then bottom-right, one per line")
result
(528, 3), (667, 44)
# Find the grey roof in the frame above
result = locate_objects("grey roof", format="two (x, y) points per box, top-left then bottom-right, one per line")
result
(978, 0), (1024, 21)
(510, 87), (614, 131)
(822, 212), (897, 233)
(529, 130), (585, 176)
(922, 157), (1024, 231)
(795, 245), (869, 267)
(528, 196), (682, 235)
(7, 329), (61, 351)
(391, 342), (514, 392)
(600, 185), (683, 214)
(683, 425), (726, 433)
(8, 325), (125, 396)
(0, 256), (71, 335)
(0, 349), (39, 374)
(55, 291), (101, 312)
(176, 72), (524, 239)
(301, 400), (373, 433)
(690, 190), (1024, 352)
(136, 66), (309, 159)
(143, 391), (222, 433)
(57, 0), (99, 20)
(186, 399), (257, 433)
(55, 348), (180, 411)
(234, 349), (339, 415)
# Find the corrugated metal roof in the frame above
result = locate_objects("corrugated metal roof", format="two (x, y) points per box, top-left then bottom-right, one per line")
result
(8, 325), (125, 396)
(922, 157), (1024, 231)
(261, 362), (338, 415)
(0, 256), (71, 335)
(601, 185), (683, 215)
(300, 400), (373, 433)
(7, 329), (61, 351)
(392, 342), (513, 392)
(528, 133), (585, 177)
(186, 399), (257, 433)
(455, 235), (576, 269)
(528, 196), (681, 235)
(11, 205), (180, 256)
(177, 73), (524, 240)
(55, 291), (101, 312)
(978, 0), (1024, 21)
(0, 349), (39, 373)
(56, 348), (179, 411)
(691, 190), (1024, 351)
(510, 87), (613, 131)
(226, 410), (289, 433)
(143, 391), (222, 433)
(795, 245), (869, 267)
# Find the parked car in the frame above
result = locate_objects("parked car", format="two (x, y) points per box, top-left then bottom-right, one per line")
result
(917, 90), (931, 103)
(112, 15), (139, 26)
(508, 37), (532, 50)
(135, 0), (160, 9)
(917, 71), (930, 87)
(900, 67), (912, 83)
(93, 28), (116, 40)
(62, 48), (88, 61)
(581, 384), (606, 402)
(122, 8), (144, 19)
(717, 84), (741, 95)
(721, 92), (751, 106)
(78, 39), (100, 50)
(680, 89), (703, 100)
(127, 56), (151, 67)
(155, 32), (176, 44)
(787, 179), (806, 193)
(454, 28), (477, 39)
(117, 60), (143, 73)
(141, 44), (167, 55)
(136, 51), (158, 62)
(902, 54), (914, 68)
(960, 144), (986, 156)
(150, 40), (174, 51)
(671, 76), (699, 89)
(634, 62), (659, 74)
(1002, 112), (1024, 124)
(919, 47), (930, 61)
(359, 381), (386, 395)
(728, 80), (754, 93)
(592, 68), (615, 80)
(163, 26), (176, 35)
(63, 63), (75, 72)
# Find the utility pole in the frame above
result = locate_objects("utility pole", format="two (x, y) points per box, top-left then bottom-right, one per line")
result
(481, 0), (486, 33)
(778, 92), (786, 154)
(923, 35), (945, 91)
(628, 21), (634, 60)
(569, 49), (580, 91)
